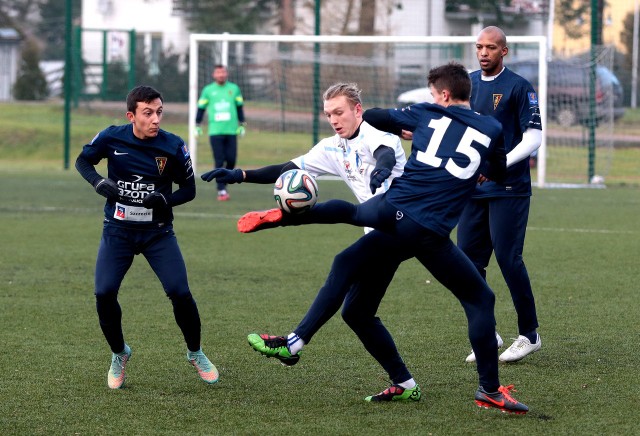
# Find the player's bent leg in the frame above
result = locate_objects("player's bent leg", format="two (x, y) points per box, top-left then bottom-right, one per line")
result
(341, 234), (413, 384)
(247, 333), (300, 366)
(238, 199), (361, 233)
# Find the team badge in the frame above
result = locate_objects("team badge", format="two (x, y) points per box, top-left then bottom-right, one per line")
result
(156, 157), (167, 175)
(528, 92), (538, 105)
(116, 205), (126, 219)
(493, 94), (503, 110)
(181, 144), (190, 158)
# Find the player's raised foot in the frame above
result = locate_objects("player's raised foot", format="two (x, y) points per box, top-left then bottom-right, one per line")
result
(237, 208), (283, 233)
(466, 332), (504, 363)
(217, 190), (230, 201)
(475, 385), (528, 414)
(107, 344), (131, 389)
(364, 384), (421, 402)
(499, 334), (541, 362)
(187, 349), (219, 384)
(247, 333), (300, 366)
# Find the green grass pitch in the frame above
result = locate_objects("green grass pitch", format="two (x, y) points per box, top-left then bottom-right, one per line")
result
(1, 166), (638, 434)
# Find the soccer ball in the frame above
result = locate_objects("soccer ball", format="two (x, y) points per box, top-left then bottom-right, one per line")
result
(274, 169), (319, 214)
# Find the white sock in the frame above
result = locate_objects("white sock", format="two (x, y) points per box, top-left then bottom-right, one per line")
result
(398, 378), (416, 389)
(287, 332), (305, 355)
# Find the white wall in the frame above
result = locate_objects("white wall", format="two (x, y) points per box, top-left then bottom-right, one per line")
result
(81, 0), (190, 65)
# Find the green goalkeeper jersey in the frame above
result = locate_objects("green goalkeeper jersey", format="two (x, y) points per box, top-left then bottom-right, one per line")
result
(197, 81), (244, 135)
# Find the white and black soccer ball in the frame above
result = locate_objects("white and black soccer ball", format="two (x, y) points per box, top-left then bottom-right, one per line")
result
(274, 169), (319, 214)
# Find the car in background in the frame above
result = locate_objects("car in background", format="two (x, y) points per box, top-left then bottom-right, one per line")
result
(396, 61), (625, 127)
(396, 86), (434, 106)
(508, 59), (625, 127)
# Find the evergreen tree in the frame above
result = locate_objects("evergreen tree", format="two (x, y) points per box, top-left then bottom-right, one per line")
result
(13, 38), (49, 100)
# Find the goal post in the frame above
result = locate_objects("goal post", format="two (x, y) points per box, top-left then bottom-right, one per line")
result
(188, 34), (548, 184)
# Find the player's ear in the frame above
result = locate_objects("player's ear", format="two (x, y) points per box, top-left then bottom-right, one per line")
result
(126, 111), (135, 122)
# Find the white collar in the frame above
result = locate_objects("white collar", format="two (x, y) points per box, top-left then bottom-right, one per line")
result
(481, 66), (506, 81)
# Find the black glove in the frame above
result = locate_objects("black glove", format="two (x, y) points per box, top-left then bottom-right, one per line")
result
(142, 192), (169, 209)
(94, 178), (119, 200)
(200, 168), (244, 184)
(369, 168), (392, 194)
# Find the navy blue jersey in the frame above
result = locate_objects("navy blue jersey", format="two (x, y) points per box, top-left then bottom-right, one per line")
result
(469, 67), (542, 197)
(79, 124), (194, 226)
(384, 103), (505, 236)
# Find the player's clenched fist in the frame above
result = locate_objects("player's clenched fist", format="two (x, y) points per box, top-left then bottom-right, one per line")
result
(142, 192), (169, 209)
(369, 168), (392, 194)
(94, 178), (119, 200)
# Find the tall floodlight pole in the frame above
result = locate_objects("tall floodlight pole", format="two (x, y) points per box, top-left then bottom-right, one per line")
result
(632, 0), (639, 108)
(63, 0), (72, 169)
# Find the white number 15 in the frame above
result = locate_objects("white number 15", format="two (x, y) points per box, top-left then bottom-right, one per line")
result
(415, 116), (491, 180)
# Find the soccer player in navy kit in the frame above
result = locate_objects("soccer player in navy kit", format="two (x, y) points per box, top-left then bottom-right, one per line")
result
(75, 85), (218, 389)
(241, 63), (529, 413)
(459, 26), (543, 364)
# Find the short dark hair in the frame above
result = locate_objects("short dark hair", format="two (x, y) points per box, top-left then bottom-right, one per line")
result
(126, 85), (163, 113)
(427, 62), (471, 101)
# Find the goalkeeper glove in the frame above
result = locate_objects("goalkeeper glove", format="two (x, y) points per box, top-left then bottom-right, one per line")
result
(194, 126), (203, 137)
(369, 168), (392, 194)
(142, 192), (169, 209)
(236, 124), (246, 138)
(200, 168), (244, 184)
(94, 178), (119, 200)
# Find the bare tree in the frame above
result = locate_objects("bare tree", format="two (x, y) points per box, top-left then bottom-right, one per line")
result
(0, 0), (42, 40)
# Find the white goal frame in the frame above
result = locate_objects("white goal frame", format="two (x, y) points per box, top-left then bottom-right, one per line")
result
(188, 34), (547, 186)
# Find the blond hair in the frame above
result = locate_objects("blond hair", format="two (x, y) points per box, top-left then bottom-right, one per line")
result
(323, 83), (362, 107)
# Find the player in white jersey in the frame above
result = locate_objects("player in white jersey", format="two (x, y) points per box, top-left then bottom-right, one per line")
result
(203, 83), (417, 389)
(201, 82), (406, 211)
(290, 120), (405, 205)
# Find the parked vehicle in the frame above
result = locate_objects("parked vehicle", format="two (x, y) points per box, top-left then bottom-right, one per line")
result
(396, 60), (625, 127)
(507, 60), (625, 127)
(396, 86), (434, 106)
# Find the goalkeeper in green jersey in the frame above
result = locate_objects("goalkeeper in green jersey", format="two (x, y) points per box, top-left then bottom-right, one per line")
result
(195, 65), (245, 201)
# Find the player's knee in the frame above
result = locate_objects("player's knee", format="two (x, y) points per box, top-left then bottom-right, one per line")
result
(495, 252), (523, 271)
(341, 303), (358, 326)
(167, 290), (194, 303)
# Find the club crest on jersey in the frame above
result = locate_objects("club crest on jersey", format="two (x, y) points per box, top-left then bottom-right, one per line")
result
(116, 205), (126, 219)
(344, 160), (352, 174)
(156, 157), (167, 175)
(493, 94), (503, 110)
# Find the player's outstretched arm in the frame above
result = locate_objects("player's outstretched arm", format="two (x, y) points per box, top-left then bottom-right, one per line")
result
(201, 168), (244, 183)
(200, 161), (299, 184)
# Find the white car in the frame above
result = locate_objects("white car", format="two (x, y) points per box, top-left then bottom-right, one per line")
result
(396, 87), (434, 106)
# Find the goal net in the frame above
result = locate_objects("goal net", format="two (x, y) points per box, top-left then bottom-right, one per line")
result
(188, 34), (615, 187)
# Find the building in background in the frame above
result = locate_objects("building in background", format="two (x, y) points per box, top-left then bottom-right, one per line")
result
(0, 28), (21, 101)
